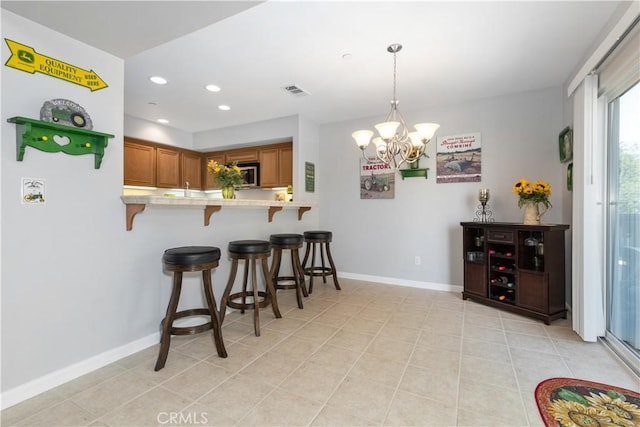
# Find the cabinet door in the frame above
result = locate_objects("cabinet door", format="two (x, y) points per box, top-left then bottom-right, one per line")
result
(278, 145), (293, 187)
(181, 152), (202, 190)
(517, 270), (549, 313)
(124, 141), (156, 186)
(156, 148), (180, 188)
(226, 148), (259, 164)
(204, 154), (225, 189)
(464, 262), (487, 297)
(260, 148), (279, 188)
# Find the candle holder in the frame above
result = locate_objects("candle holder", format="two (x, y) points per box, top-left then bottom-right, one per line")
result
(474, 188), (494, 223)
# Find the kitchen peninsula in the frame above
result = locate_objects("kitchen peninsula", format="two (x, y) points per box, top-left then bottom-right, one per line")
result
(121, 195), (313, 231)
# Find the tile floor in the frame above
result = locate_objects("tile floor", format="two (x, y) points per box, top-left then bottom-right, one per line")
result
(2, 278), (639, 426)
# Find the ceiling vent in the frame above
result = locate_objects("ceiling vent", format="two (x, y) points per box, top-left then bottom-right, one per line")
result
(282, 85), (310, 97)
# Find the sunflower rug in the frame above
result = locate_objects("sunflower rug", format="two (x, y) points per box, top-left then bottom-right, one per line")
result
(535, 377), (640, 426)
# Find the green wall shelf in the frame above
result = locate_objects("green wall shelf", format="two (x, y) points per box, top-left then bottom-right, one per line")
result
(7, 116), (114, 169)
(399, 168), (429, 180)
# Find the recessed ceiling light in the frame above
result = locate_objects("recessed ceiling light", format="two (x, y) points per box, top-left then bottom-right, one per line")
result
(148, 102), (157, 106)
(342, 53), (353, 60)
(218, 105), (231, 111)
(205, 84), (221, 92)
(157, 119), (169, 124)
(149, 76), (167, 85)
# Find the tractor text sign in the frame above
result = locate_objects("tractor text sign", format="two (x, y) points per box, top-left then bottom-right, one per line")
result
(4, 39), (108, 91)
(436, 132), (482, 183)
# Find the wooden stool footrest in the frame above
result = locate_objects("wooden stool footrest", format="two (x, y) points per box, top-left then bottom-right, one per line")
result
(304, 267), (333, 276)
(227, 291), (271, 310)
(164, 308), (213, 336)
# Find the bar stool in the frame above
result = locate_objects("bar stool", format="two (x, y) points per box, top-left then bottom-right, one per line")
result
(301, 230), (341, 293)
(269, 233), (308, 309)
(155, 246), (227, 371)
(220, 240), (282, 336)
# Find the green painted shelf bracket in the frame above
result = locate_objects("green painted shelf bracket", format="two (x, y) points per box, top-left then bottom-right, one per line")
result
(7, 116), (115, 169)
(400, 168), (429, 180)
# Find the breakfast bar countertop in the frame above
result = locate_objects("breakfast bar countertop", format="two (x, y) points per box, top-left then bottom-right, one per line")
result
(120, 195), (314, 231)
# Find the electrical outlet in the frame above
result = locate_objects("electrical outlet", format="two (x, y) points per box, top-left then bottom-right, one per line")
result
(415, 256), (421, 265)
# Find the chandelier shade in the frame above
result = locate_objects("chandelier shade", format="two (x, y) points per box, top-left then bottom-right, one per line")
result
(353, 44), (439, 170)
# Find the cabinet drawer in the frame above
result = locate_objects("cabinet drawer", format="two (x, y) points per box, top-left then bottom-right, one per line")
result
(487, 229), (515, 244)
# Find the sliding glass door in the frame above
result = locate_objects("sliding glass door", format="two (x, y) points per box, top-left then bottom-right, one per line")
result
(606, 82), (639, 374)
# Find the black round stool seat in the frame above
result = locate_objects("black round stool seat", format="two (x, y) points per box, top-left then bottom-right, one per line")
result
(303, 231), (332, 241)
(228, 240), (271, 255)
(163, 246), (221, 265)
(270, 234), (304, 246)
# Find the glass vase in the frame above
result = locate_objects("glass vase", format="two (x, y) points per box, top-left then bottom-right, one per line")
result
(221, 186), (235, 199)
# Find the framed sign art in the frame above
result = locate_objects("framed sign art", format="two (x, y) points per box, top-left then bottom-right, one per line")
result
(559, 126), (573, 163)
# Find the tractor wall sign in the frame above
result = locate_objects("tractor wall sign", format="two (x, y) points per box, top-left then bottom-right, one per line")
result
(4, 39), (108, 91)
(360, 157), (395, 200)
(436, 132), (482, 184)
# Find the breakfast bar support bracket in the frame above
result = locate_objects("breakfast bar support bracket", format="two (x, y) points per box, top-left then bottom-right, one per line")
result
(268, 206), (283, 222)
(126, 204), (146, 231)
(298, 206), (311, 220)
(204, 205), (222, 226)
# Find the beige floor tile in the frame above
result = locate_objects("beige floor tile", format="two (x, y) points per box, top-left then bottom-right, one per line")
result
(305, 344), (361, 375)
(326, 328), (375, 352)
(409, 346), (460, 374)
(238, 387), (324, 426)
(326, 302), (364, 317)
(544, 326), (583, 341)
(130, 350), (200, 384)
(502, 318), (547, 336)
(279, 362), (345, 402)
(206, 341), (263, 372)
(378, 324), (421, 343)
(220, 321), (254, 342)
(463, 323), (507, 344)
(236, 329), (288, 351)
(398, 364), (459, 404)
(416, 330), (462, 352)
(174, 333), (229, 360)
(293, 322), (338, 342)
(262, 316), (306, 334)
(181, 402), (238, 426)
(384, 390), (457, 426)
(464, 312), (503, 329)
(357, 306), (394, 322)
(365, 335), (415, 363)
(268, 335), (324, 363)
(312, 311), (353, 328)
(456, 408), (527, 426)
(462, 337), (511, 363)
(463, 301), (501, 317)
(341, 317), (385, 335)
(162, 361), (233, 401)
(310, 404), (379, 426)
(521, 392), (546, 427)
(510, 348), (572, 393)
(52, 363), (126, 398)
(70, 371), (156, 417)
(1, 390), (65, 426)
(238, 352), (300, 386)
(17, 400), (96, 427)
(350, 353), (406, 388)
(506, 331), (558, 355)
(460, 354), (518, 390)
(387, 313), (427, 329)
(99, 386), (190, 426)
(457, 378), (528, 425)
(115, 345), (159, 369)
(326, 376), (396, 423)
(198, 373), (275, 421)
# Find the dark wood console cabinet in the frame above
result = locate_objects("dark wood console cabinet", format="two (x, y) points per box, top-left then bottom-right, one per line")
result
(460, 222), (570, 324)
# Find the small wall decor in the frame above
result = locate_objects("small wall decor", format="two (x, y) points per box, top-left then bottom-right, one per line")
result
(305, 161), (315, 192)
(559, 126), (573, 162)
(4, 39), (108, 91)
(360, 157), (394, 199)
(40, 99), (93, 129)
(436, 132), (482, 183)
(22, 178), (45, 204)
(567, 162), (573, 191)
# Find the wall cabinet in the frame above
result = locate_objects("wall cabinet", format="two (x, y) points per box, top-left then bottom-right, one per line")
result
(124, 140), (156, 187)
(460, 222), (569, 324)
(259, 143), (292, 188)
(156, 147), (180, 188)
(182, 151), (202, 190)
(224, 148), (259, 163)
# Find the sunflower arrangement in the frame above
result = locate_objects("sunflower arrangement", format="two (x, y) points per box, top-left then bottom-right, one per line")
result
(207, 160), (245, 187)
(512, 178), (552, 208)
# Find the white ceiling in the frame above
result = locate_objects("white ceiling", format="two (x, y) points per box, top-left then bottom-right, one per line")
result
(1, 1), (626, 134)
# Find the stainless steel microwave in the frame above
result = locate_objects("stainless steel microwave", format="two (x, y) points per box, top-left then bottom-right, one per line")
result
(237, 162), (260, 187)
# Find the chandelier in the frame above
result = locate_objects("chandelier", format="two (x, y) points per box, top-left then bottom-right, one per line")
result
(352, 44), (439, 169)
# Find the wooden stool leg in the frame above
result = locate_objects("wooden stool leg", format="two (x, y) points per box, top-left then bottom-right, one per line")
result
(155, 272), (182, 371)
(250, 259), (260, 336)
(202, 269), (228, 358)
(325, 242), (341, 290)
(220, 259), (238, 324)
(270, 248), (282, 286)
(263, 257), (282, 319)
(290, 249), (304, 309)
(240, 259), (249, 314)
(308, 242), (318, 293)
(294, 248), (308, 297)
(320, 243), (328, 283)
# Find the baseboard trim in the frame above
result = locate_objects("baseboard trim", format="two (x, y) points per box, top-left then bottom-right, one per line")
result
(338, 272), (463, 293)
(0, 332), (159, 410)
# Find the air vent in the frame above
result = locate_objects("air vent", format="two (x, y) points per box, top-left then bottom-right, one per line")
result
(282, 84), (310, 97)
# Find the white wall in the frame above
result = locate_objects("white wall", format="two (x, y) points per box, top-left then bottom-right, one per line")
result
(124, 115), (193, 148)
(319, 87), (566, 288)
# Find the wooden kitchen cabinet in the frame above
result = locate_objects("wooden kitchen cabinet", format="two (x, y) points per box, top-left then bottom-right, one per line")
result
(156, 147), (181, 188)
(204, 153), (225, 190)
(182, 151), (202, 190)
(259, 142), (292, 188)
(225, 148), (259, 164)
(460, 222), (569, 324)
(124, 139), (156, 187)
